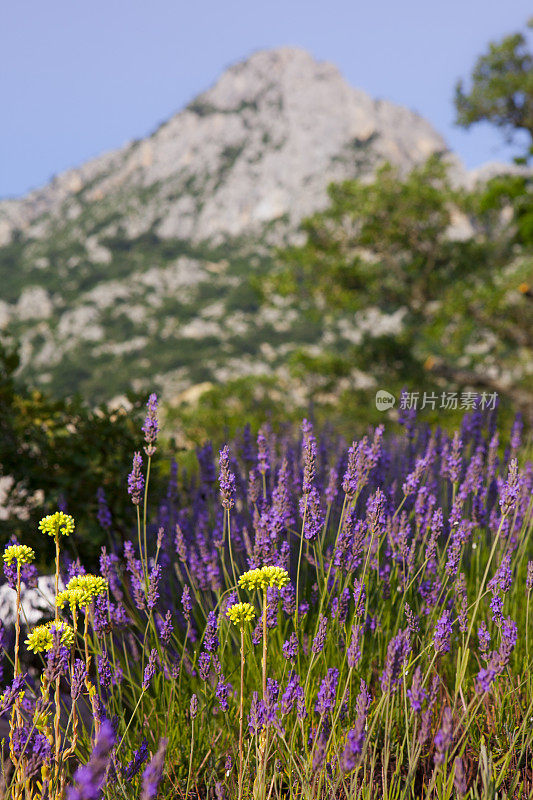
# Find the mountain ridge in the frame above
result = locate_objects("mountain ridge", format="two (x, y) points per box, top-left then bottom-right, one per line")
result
(0, 47), (485, 405)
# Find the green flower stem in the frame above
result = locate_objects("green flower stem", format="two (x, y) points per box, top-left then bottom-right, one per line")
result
(238, 625), (245, 800)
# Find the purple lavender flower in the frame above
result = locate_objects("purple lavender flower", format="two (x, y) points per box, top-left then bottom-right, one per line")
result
(299, 486), (324, 541)
(123, 739), (149, 781)
(128, 452), (145, 506)
(71, 659), (88, 701)
(147, 564), (161, 611)
(478, 622), (491, 656)
(248, 691), (265, 734)
(325, 466), (338, 506)
(67, 719), (116, 799)
(257, 429), (270, 476)
(140, 738), (167, 800)
(407, 666), (427, 713)
(218, 445), (236, 510)
(456, 573), (468, 634)
(527, 561), (533, 593)
(340, 680), (371, 771)
(280, 673), (304, 715)
(96, 487), (112, 531)
(342, 428), (382, 498)
(97, 652), (112, 690)
(198, 652), (211, 681)
(204, 611), (219, 653)
(499, 458), (520, 516)
(434, 706), (453, 766)
(142, 393), (159, 457)
(404, 603), (419, 637)
(190, 694), (198, 719)
(181, 585), (192, 622)
(315, 667), (339, 716)
(347, 625), (362, 669)
(174, 524), (187, 561)
(11, 726), (52, 781)
(454, 757), (468, 797)
(380, 629), (411, 693)
(442, 432), (463, 484)
(282, 632), (299, 660)
(312, 615), (328, 654)
(433, 611), (452, 654)
(142, 649), (158, 691)
(490, 594), (504, 624)
(215, 677), (231, 712)
(0, 674), (26, 714)
(159, 610), (173, 645)
(302, 420), (317, 495)
(44, 628), (69, 683)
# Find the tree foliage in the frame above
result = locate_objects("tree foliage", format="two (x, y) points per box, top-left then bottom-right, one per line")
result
(273, 155), (533, 422)
(0, 341), (150, 562)
(455, 19), (533, 161)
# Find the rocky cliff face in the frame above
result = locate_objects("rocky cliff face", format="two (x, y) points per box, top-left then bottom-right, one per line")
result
(0, 47), (449, 402)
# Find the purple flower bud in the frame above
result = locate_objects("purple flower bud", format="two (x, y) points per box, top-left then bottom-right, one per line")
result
(142, 393), (159, 457)
(302, 420), (317, 495)
(380, 630), (411, 693)
(96, 487), (112, 531)
(198, 652), (211, 682)
(142, 649), (157, 691)
(67, 719), (116, 800)
(181, 586), (192, 622)
(407, 666), (427, 712)
(123, 739), (149, 781)
(190, 694), (198, 719)
(312, 615), (328, 654)
(282, 633), (299, 660)
(147, 565), (161, 611)
(340, 679), (371, 771)
(527, 561), (533, 593)
(347, 625), (362, 669)
(218, 445), (236, 510)
(315, 668), (339, 716)
(140, 737), (167, 800)
(128, 452), (145, 506)
(434, 706), (453, 766)
(454, 756), (468, 798)
(215, 677), (231, 712)
(280, 673), (304, 715)
(499, 458), (520, 516)
(159, 610), (173, 645)
(478, 622), (491, 655)
(433, 611), (452, 654)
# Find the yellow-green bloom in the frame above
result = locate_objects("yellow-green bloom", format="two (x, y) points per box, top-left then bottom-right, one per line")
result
(25, 621), (75, 653)
(3, 544), (35, 566)
(38, 512), (75, 538)
(226, 602), (256, 626)
(238, 566), (290, 592)
(56, 588), (87, 610)
(64, 575), (108, 606)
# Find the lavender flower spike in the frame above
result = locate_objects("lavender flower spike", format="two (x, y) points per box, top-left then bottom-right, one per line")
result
(218, 445), (236, 510)
(142, 393), (159, 456)
(141, 738), (168, 800)
(128, 452), (145, 506)
(67, 719), (116, 799)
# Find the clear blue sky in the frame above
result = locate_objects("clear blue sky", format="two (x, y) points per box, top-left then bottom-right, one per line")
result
(1, 0), (531, 199)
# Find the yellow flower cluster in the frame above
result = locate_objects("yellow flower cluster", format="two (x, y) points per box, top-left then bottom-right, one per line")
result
(3, 544), (35, 566)
(238, 566), (290, 592)
(56, 575), (108, 609)
(38, 512), (75, 538)
(25, 622), (75, 653)
(226, 602), (256, 626)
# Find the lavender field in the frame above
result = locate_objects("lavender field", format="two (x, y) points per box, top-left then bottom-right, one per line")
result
(1, 395), (532, 800)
